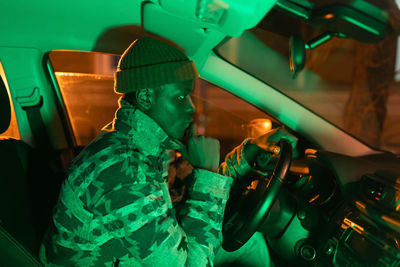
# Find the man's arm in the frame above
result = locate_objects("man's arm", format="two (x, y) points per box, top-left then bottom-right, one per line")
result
(89, 158), (232, 266)
(176, 168), (232, 266)
(219, 128), (298, 178)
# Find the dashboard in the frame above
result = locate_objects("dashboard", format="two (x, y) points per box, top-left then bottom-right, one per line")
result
(259, 149), (400, 266)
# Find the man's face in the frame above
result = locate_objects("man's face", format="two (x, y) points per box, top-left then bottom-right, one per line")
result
(148, 80), (195, 140)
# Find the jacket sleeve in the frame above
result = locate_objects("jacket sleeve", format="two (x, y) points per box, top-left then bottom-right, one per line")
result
(89, 160), (232, 266)
(177, 169), (232, 266)
(218, 139), (253, 179)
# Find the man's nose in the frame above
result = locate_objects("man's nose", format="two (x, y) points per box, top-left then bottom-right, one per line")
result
(187, 96), (196, 114)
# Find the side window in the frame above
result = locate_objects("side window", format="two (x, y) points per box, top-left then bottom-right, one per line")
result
(49, 51), (278, 155)
(49, 51), (120, 146)
(0, 61), (20, 139)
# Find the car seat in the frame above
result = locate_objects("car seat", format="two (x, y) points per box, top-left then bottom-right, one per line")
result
(0, 75), (61, 266)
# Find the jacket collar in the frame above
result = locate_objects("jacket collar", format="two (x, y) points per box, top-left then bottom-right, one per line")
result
(110, 98), (181, 156)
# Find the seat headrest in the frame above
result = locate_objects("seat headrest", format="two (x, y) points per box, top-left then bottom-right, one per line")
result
(0, 76), (11, 134)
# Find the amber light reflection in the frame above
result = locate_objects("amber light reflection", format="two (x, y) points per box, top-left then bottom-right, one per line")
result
(342, 218), (364, 234)
(0, 61), (20, 139)
(55, 72), (119, 146)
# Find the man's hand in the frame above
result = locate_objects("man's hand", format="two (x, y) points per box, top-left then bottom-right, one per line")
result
(250, 127), (297, 150)
(178, 124), (220, 172)
(244, 127), (297, 166)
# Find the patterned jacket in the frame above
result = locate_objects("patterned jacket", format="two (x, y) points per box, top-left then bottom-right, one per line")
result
(40, 99), (251, 267)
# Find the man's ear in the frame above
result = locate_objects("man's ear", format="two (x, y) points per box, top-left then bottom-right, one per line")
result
(136, 88), (154, 111)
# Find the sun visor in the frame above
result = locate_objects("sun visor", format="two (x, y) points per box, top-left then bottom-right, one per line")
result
(158, 0), (278, 37)
(143, 0), (278, 71)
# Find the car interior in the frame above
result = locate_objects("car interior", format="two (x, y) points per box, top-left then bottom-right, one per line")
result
(1, 0), (400, 266)
(0, 74), (60, 266)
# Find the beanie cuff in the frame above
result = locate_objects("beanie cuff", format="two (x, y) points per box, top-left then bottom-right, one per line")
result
(114, 60), (199, 94)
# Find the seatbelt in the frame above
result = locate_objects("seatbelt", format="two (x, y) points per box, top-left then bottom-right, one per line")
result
(23, 99), (52, 153)
(16, 87), (53, 154)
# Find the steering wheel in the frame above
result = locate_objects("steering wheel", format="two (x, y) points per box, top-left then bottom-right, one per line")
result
(222, 139), (293, 251)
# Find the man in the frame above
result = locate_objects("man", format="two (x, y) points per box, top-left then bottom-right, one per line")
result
(40, 36), (295, 266)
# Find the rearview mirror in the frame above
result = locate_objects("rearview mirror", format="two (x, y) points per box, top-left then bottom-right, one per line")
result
(289, 35), (306, 78)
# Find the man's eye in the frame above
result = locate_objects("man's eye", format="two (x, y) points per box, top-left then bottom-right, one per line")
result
(178, 95), (185, 101)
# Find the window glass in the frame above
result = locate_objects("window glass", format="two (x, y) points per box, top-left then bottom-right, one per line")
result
(0, 61), (20, 139)
(50, 51), (120, 146)
(216, 27), (400, 154)
(50, 51), (278, 157)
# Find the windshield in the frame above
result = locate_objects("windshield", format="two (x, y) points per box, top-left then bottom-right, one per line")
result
(216, 5), (400, 154)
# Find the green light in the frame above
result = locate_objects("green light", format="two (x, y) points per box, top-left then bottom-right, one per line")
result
(343, 15), (380, 36)
(275, 0), (311, 20)
(305, 33), (333, 50)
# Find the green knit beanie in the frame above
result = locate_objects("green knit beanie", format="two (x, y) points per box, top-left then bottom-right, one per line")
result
(114, 36), (199, 94)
